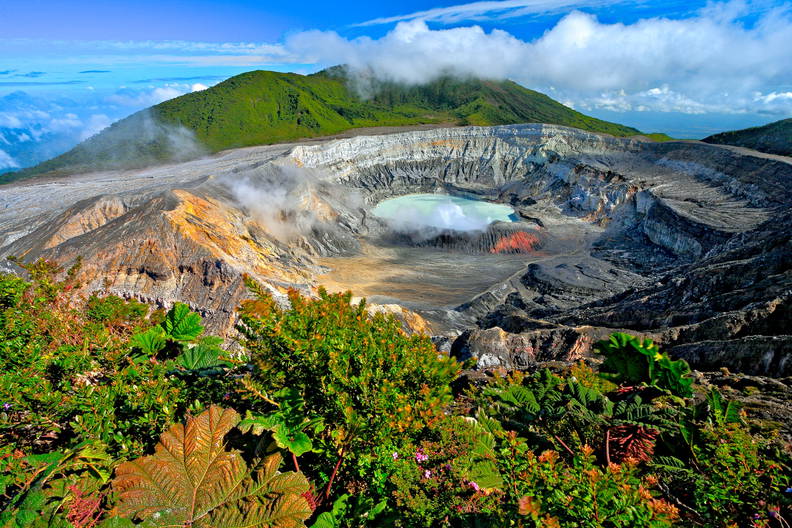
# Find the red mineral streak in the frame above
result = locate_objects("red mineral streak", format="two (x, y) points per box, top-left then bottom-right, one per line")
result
(490, 231), (541, 254)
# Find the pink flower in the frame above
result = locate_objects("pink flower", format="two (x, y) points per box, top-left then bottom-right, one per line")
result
(469, 481), (480, 492)
(392, 452), (399, 460)
(415, 449), (428, 463)
(423, 469), (432, 479)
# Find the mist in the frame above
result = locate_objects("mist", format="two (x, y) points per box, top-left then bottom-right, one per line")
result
(223, 163), (364, 249)
(373, 194), (517, 237)
(22, 108), (209, 175)
(89, 109), (206, 166)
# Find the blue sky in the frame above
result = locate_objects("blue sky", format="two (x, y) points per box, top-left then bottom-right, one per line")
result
(1, 0), (791, 171)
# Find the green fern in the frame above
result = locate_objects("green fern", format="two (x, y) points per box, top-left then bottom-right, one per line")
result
(565, 379), (613, 418)
(112, 406), (312, 527)
(612, 396), (676, 432)
(701, 388), (743, 427)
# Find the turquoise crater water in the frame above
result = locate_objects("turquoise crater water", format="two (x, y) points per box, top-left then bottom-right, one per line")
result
(372, 194), (518, 232)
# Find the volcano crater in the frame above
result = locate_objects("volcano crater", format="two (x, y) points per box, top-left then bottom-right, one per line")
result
(1, 124), (790, 376)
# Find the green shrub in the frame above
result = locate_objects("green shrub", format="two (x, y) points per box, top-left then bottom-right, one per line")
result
(236, 282), (459, 505)
(691, 423), (786, 524)
(492, 436), (679, 527)
(385, 415), (503, 527)
(0, 260), (238, 526)
(595, 333), (693, 397)
(0, 260), (789, 527)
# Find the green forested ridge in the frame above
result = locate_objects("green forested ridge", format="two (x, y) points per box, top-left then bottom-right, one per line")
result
(704, 118), (792, 157)
(9, 68), (646, 181)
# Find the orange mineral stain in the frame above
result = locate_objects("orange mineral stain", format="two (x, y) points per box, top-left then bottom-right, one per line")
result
(490, 231), (541, 254)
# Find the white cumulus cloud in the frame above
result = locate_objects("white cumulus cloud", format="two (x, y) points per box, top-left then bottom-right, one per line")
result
(283, 1), (792, 116)
(355, 0), (630, 26)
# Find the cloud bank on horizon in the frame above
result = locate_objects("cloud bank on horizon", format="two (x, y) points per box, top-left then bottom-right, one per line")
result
(0, 82), (211, 171)
(1, 0), (791, 171)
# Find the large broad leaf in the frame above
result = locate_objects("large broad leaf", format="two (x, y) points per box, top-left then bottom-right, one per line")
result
(112, 406), (311, 528)
(175, 340), (231, 372)
(596, 333), (651, 384)
(163, 302), (204, 342)
(309, 494), (350, 528)
(653, 356), (693, 398)
(308, 494), (387, 528)
(238, 412), (316, 457)
(130, 327), (167, 356)
(596, 333), (693, 397)
(272, 430), (313, 458)
(238, 390), (322, 458)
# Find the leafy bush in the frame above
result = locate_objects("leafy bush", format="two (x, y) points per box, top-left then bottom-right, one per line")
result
(493, 438), (679, 527)
(385, 415), (503, 526)
(0, 259), (789, 527)
(690, 423), (787, 524)
(236, 282), (459, 503)
(0, 441), (115, 528)
(0, 260), (238, 526)
(595, 333), (693, 397)
(384, 413), (679, 527)
(474, 363), (790, 527)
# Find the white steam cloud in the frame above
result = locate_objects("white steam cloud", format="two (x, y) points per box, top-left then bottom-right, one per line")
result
(107, 86), (186, 107)
(373, 195), (516, 233)
(79, 114), (112, 141)
(106, 82), (211, 108)
(283, 1), (792, 116)
(226, 165), (364, 245)
(229, 177), (305, 243)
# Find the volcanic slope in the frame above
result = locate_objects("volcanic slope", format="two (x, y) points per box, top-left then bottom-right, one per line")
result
(0, 124), (789, 377)
(9, 69), (644, 181)
(704, 118), (792, 157)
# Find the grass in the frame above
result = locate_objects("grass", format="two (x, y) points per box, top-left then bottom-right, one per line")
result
(704, 117), (792, 157)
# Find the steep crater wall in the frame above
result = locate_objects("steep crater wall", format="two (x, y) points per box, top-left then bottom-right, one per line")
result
(291, 125), (792, 375)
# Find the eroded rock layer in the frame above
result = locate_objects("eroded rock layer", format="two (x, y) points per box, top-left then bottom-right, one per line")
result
(1, 124), (789, 374)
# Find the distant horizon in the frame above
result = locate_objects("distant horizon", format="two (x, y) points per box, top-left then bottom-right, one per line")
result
(2, 0), (791, 171)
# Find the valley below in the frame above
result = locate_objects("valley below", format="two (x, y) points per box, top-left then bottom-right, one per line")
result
(1, 123), (790, 379)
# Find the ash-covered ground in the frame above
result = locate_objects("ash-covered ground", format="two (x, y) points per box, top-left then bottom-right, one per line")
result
(317, 200), (613, 334)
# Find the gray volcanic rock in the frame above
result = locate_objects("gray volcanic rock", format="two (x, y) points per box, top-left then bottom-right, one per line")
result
(290, 125), (791, 373)
(0, 124), (789, 374)
(452, 325), (610, 370)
